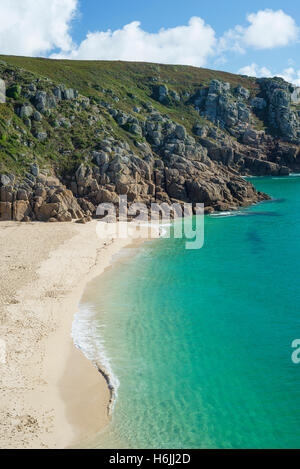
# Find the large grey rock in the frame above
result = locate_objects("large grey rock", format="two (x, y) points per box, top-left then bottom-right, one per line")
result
(93, 151), (109, 167)
(251, 97), (267, 110)
(31, 163), (39, 177)
(175, 124), (187, 140)
(209, 79), (230, 94)
(34, 91), (47, 112)
(0, 174), (14, 186)
(33, 111), (42, 122)
(242, 129), (263, 146)
(96, 188), (119, 204)
(186, 180), (222, 204)
(28, 83), (36, 92)
(53, 87), (62, 100)
(236, 85), (250, 100)
(170, 90), (180, 102)
(158, 84), (168, 102)
(130, 123), (142, 135)
(201, 79), (252, 133)
(19, 104), (33, 118)
(62, 88), (76, 100)
(116, 112), (128, 126)
(35, 131), (47, 141)
(258, 78), (300, 143)
(34, 91), (56, 113)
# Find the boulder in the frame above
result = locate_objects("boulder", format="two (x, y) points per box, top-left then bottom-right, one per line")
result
(77, 198), (96, 215)
(31, 163), (39, 177)
(16, 189), (28, 201)
(258, 78), (300, 143)
(19, 104), (33, 118)
(130, 123), (142, 135)
(33, 111), (42, 122)
(186, 180), (222, 204)
(57, 211), (72, 222)
(243, 129), (264, 146)
(158, 84), (168, 102)
(236, 85), (250, 100)
(251, 97), (267, 110)
(35, 131), (47, 141)
(170, 90), (180, 102)
(34, 91), (47, 113)
(62, 88), (76, 100)
(175, 124), (187, 140)
(34, 90), (56, 113)
(35, 203), (59, 221)
(0, 174), (13, 187)
(96, 188), (119, 204)
(0, 185), (14, 202)
(50, 189), (83, 219)
(13, 200), (31, 221)
(0, 202), (12, 220)
(209, 79), (230, 94)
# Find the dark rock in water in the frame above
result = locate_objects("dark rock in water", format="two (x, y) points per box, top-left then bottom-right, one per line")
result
(241, 211), (280, 217)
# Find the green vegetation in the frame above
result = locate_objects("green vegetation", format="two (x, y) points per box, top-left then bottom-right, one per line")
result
(6, 84), (21, 99)
(0, 55), (268, 179)
(0, 55), (259, 102)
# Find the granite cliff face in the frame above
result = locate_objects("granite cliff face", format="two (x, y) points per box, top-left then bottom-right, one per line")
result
(0, 57), (299, 222)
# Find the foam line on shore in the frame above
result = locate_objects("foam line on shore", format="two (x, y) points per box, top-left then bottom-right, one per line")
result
(72, 304), (120, 414)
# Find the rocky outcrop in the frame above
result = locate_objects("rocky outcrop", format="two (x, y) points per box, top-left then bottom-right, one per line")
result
(0, 168), (85, 222)
(258, 78), (300, 144)
(191, 80), (251, 138)
(190, 77), (300, 146)
(1, 60), (300, 223)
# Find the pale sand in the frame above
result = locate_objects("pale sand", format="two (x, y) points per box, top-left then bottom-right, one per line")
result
(0, 220), (154, 449)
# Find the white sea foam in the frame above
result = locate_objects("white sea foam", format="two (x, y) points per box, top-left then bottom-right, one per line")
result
(130, 221), (171, 238)
(209, 211), (245, 218)
(71, 303), (120, 411)
(272, 174), (300, 180)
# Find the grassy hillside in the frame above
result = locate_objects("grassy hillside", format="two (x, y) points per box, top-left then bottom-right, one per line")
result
(0, 56), (261, 133)
(1, 56), (296, 222)
(0, 55), (258, 98)
(0, 55), (261, 177)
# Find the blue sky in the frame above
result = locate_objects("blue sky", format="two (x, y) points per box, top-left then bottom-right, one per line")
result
(73, 0), (299, 39)
(71, 0), (300, 76)
(1, 0), (300, 83)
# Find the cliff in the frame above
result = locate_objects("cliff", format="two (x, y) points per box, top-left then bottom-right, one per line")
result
(0, 56), (299, 222)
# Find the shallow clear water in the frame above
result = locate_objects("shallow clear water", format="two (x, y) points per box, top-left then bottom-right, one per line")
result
(76, 176), (300, 449)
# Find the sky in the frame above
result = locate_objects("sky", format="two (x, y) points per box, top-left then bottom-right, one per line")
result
(0, 0), (299, 84)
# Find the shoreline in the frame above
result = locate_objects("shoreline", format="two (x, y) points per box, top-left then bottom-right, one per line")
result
(71, 236), (149, 426)
(0, 220), (155, 449)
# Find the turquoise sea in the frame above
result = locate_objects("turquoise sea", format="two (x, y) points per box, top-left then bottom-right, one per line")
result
(74, 176), (300, 449)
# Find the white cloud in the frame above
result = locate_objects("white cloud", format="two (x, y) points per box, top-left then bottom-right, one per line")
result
(52, 17), (217, 67)
(0, 4), (298, 75)
(220, 9), (299, 53)
(278, 68), (300, 86)
(238, 63), (272, 77)
(244, 9), (299, 49)
(0, 0), (78, 56)
(218, 25), (246, 54)
(238, 63), (300, 86)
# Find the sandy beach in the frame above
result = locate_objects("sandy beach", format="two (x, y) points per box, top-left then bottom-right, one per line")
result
(0, 220), (152, 449)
